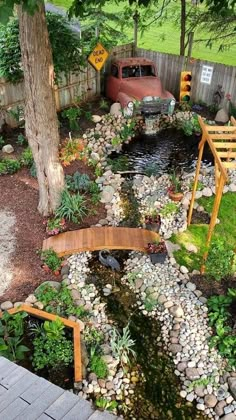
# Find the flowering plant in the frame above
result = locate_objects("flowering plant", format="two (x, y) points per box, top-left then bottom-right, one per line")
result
(146, 240), (167, 254)
(144, 214), (161, 225)
(60, 138), (87, 166)
(44, 217), (66, 236)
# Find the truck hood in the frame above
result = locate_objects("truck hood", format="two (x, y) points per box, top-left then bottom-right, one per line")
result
(120, 77), (174, 100)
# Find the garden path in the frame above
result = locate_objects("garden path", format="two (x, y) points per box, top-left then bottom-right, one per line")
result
(0, 211), (16, 295)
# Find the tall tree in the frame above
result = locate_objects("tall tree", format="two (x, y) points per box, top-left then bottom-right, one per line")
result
(0, 0), (64, 216)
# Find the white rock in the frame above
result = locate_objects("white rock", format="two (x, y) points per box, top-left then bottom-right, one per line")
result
(180, 266), (189, 274)
(2, 144), (14, 154)
(92, 115), (102, 123)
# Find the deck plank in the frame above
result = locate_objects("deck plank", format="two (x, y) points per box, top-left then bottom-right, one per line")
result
(16, 384), (65, 420)
(45, 391), (80, 419)
(20, 376), (51, 404)
(42, 227), (160, 257)
(89, 411), (119, 420)
(0, 365), (28, 389)
(62, 399), (94, 420)
(0, 396), (29, 420)
(0, 371), (37, 412)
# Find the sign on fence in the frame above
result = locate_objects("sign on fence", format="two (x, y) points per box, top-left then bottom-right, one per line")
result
(88, 42), (109, 72)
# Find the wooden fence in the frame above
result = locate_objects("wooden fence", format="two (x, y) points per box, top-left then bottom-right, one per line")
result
(137, 47), (236, 106)
(1, 42), (236, 126)
(0, 43), (133, 127)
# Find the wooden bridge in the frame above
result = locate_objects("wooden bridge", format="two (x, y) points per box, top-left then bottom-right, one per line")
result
(42, 227), (160, 257)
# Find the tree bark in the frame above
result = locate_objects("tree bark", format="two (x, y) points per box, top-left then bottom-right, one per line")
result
(18, 1), (64, 216)
(180, 0), (186, 56)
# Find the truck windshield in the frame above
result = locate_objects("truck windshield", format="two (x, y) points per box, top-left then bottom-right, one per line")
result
(122, 65), (156, 78)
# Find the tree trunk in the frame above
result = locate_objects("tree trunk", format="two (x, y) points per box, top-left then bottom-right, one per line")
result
(180, 0), (186, 56)
(18, 1), (64, 216)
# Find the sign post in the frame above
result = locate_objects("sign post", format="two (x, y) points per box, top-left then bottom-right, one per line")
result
(88, 42), (109, 95)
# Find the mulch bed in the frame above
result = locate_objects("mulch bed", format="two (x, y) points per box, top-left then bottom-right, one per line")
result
(191, 274), (236, 298)
(0, 162), (106, 303)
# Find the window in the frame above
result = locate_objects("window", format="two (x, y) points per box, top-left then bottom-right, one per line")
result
(111, 65), (119, 78)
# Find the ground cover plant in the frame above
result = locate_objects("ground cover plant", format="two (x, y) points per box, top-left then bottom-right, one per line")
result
(0, 311), (29, 362)
(35, 283), (89, 319)
(32, 317), (73, 371)
(208, 288), (236, 367)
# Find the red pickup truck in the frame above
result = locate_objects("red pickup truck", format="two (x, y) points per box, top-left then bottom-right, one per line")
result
(106, 57), (175, 116)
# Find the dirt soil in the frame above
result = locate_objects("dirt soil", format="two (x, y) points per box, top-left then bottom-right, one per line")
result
(0, 98), (108, 303)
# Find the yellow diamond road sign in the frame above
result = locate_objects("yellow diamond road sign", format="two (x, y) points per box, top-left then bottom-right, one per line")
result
(88, 42), (109, 72)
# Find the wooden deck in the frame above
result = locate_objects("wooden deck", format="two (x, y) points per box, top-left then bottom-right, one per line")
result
(42, 227), (160, 257)
(0, 357), (120, 420)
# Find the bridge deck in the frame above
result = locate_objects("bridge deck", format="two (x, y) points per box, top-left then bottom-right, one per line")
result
(42, 227), (160, 257)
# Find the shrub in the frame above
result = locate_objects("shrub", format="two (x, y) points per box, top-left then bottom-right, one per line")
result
(160, 202), (178, 218)
(208, 289), (236, 367)
(205, 238), (234, 281)
(90, 353), (108, 379)
(66, 171), (91, 192)
(35, 283), (89, 319)
(32, 318), (73, 370)
(16, 133), (27, 146)
(0, 158), (21, 175)
(60, 138), (86, 166)
(55, 189), (87, 223)
(0, 14), (85, 84)
(61, 107), (82, 131)
(0, 311), (30, 362)
(40, 248), (61, 272)
(20, 147), (34, 167)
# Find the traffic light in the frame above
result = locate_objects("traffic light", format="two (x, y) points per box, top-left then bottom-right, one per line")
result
(179, 71), (192, 102)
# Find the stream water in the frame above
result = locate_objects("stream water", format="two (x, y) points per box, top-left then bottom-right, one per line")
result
(88, 253), (206, 420)
(111, 129), (212, 175)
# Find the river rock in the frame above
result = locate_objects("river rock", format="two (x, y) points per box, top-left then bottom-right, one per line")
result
(169, 344), (182, 354)
(228, 377), (236, 399)
(92, 115), (102, 123)
(195, 385), (206, 397)
(0, 301), (13, 310)
(185, 243), (198, 253)
(221, 414), (236, 420)
(90, 151), (100, 161)
(110, 103), (122, 116)
(135, 278), (144, 289)
(215, 108), (229, 124)
(215, 400), (227, 416)
(202, 187), (212, 197)
(186, 281), (196, 291)
(204, 394), (217, 408)
(180, 265), (189, 274)
(177, 362), (187, 372)
(169, 305), (184, 318)
(2, 144), (14, 153)
(35, 280), (61, 292)
(100, 186), (115, 203)
(185, 367), (200, 380)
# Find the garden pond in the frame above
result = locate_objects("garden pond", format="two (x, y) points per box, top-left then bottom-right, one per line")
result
(109, 129), (213, 176)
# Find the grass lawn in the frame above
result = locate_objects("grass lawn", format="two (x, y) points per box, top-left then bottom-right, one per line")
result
(49, 0), (236, 66)
(171, 192), (236, 271)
